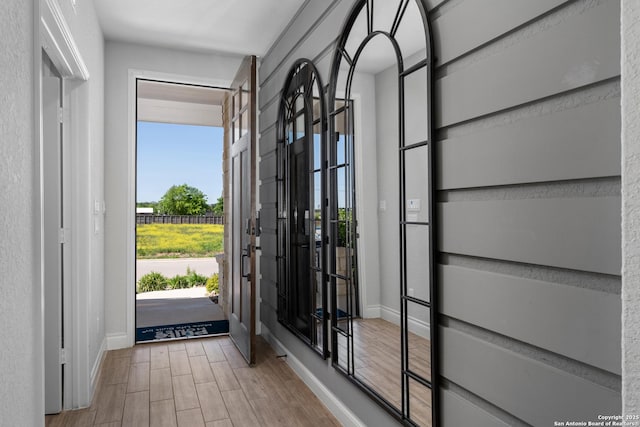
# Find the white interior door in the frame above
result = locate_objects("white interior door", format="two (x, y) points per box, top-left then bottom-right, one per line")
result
(43, 52), (64, 415)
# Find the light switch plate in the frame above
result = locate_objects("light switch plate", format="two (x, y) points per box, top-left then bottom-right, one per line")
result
(407, 198), (421, 211)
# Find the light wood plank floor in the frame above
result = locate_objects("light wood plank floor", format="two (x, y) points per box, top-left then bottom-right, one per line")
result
(337, 318), (432, 427)
(46, 336), (340, 427)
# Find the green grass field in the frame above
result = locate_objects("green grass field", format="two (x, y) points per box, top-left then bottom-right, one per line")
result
(136, 224), (224, 259)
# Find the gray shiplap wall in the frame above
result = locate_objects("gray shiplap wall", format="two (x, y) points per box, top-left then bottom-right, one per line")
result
(435, 0), (621, 424)
(258, 0), (622, 425)
(258, 1), (400, 426)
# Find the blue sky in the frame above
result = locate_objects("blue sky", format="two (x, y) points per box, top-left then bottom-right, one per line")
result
(137, 122), (223, 203)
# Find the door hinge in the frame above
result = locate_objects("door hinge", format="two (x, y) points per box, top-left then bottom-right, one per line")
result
(58, 228), (69, 244)
(59, 348), (67, 365)
(58, 107), (69, 123)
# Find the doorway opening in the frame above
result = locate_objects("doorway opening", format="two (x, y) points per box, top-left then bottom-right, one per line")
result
(43, 49), (68, 415)
(135, 79), (230, 343)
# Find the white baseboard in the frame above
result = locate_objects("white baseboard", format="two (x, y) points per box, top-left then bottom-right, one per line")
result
(106, 333), (129, 350)
(260, 324), (365, 427)
(380, 305), (430, 339)
(363, 304), (381, 318)
(90, 337), (107, 397)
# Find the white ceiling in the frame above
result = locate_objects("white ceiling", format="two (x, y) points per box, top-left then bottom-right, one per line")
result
(137, 80), (228, 105)
(93, 0), (306, 56)
(136, 80), (228, 127)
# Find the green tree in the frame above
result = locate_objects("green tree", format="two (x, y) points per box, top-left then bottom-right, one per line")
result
(211, 196), (224, 216)
(157, 184), (209, 215)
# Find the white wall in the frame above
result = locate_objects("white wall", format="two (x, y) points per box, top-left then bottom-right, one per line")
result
(374, 62), (400, 317)
(0, 0), (105, 417)
(622, 0), (640, 416)
(0, 1), (41, 424)
(374, 55), (430, 336)
(344, 71), (381, 317)
(103, 41), (243, 346)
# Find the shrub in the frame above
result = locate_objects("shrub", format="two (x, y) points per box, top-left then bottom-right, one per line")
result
(186, 267), (208, 288)
(206, 273), (219, 295)
(137, 268), (210, 293)
(137, 272), (168, 293)
(168, 275), (190, 290)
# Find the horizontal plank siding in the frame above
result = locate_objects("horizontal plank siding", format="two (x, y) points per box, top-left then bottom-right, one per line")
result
(258, 231), (277, 257)
(437, 96), (621, 190)
(259, 101), (280, 134)
(432, 0), (570, 66)
(258, 126), (277, 156)
(436, 0), (620, 128)
(260, 301), (278, 328)
(259, 183), (277, 211)
(259, 152), (277, 180)
(260, 279), (278, 308)
(260, 43), (335, 113)
(258, 207), (277, 231)
(425, 0), (447, 12)
(434, 0), (622, 424)
(439, 197), (621, 276)
(257, 0), (622, 425)
(259, 0), (342, 83)
(439, 264), (621, 374)
(259, 255), (277, 285)
(259, 1), (355, 106)
(440, 326), (620, 426)
(441, 389), (511, 427)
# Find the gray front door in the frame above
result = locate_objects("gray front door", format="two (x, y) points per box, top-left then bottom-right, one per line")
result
(228, 56), (257, 364)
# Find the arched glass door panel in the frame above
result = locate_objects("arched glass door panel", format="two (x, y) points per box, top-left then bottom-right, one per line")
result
(277, 60), (328, 358)
(328, 0), (436, 425)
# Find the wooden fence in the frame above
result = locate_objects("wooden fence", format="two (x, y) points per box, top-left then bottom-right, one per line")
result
(136, 215), (224, 225)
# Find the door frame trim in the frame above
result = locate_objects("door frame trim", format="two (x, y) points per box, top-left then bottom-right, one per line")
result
(40, 0), (89, 80)
(37, 0), (90, 411)
(124, 69), (233, 348)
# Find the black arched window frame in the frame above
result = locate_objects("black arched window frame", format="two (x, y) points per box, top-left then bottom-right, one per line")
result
(276, 59), (329, 359)
(327, 0), (438, 424)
